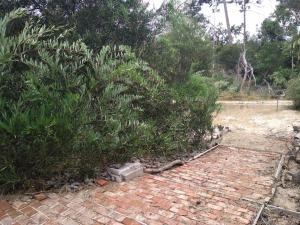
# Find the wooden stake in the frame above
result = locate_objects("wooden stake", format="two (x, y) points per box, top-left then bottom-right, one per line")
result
(252, 203), (266, 225)
(188, 144), (220, 162)
(267, 204), (300, 219)
(274, 155), (285, 181)
(144, 160), (183, 174)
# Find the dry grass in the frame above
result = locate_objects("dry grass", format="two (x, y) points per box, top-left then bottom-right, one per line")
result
(219, 90), (274, 101)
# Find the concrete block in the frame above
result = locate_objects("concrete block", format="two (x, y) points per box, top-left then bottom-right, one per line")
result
(121, 167), (144, 181)
(107, 162), (141, 175)
(108, 162), (144, 182)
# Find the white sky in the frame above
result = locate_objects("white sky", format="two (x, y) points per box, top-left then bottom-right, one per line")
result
(145, 0), (277, 34)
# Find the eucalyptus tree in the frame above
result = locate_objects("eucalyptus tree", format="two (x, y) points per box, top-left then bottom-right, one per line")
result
(0, 0), (156, 51)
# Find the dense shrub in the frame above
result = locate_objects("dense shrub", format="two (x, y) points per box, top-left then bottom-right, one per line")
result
(0, 9), (147, 191)
(0, 9), (218, 192)
(174, 74), (219, 145)
(216, 45), (240, 72)
(270, 68), (298, 89)
(287, 77), (300, 109)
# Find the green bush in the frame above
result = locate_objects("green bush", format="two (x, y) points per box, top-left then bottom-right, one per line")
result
(0, 9), (218, 192)
(271, 68), (298, 89)
(0, 9), (149, 191)
(181, 75), (218, 132)
(287, 77), (300, 109)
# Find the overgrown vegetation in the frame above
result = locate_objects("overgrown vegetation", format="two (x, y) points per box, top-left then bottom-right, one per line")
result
(1, 0), (300, 193)
(287, 77), (300, 109)
(0, 9), (218, 192)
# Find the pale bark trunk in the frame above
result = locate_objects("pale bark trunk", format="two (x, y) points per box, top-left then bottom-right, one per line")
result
(223, 0), (233, 44)
(239, 0), (256, 92)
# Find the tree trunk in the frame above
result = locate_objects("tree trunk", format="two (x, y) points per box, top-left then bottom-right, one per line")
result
(223, 0), (233, 44)
(291, 42), (294, 72)
(238, 0), (256, 92)
(239, 51), (247, 91)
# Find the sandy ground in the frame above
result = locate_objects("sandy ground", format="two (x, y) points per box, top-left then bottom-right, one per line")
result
(215, 101), (300, 138)
(214, 101), (300, 152)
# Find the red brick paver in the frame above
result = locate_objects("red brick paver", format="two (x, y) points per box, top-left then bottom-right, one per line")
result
(0, 146), (281, 225)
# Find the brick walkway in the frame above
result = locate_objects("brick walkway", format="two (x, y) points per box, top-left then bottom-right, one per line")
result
(0, 145), (282, 225)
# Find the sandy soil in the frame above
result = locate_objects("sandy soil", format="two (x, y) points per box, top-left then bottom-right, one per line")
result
(258, 210), (300, 225)
(215, 101), (300, 138)
(214, 101), (300, 153)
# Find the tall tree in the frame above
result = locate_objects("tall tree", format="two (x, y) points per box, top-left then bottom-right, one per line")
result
(260, 19), (285, 42)
(146, 6), (212, 83)
(0, 0), (155, 51)
(237, 0), (256, 91)
(222, 0), (233, 43)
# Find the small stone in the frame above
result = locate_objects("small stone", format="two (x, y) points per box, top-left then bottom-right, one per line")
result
(84, 178), (94, 185)
(294, 133), (300, 140)
(34, 193), (48, 201)
(212, 127), (222, 139)
(46, 180), (56, 187)
(72, 182), (80, 186)
(204, 134), (212, 142)
(291, 172), (300, 184)
(70, 183), (79, 190)
(217, 124), (224, 130)
(295, 152), (300, 162)
(20, 196), (31, 202)
(110, 164), (122, 169)
(292, 122), (300, 132)
(133, 158), (140, 163)
(293, 139), (300, 147)
(96, 179), (109, 186)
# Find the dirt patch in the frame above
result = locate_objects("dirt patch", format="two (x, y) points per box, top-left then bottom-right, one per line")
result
(273, 186), (300, 211)
(272, 159), (300, 212)
(258, 210), (300, 225)
(215, 101), (300, 138)
(221, 132), (287, 153)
